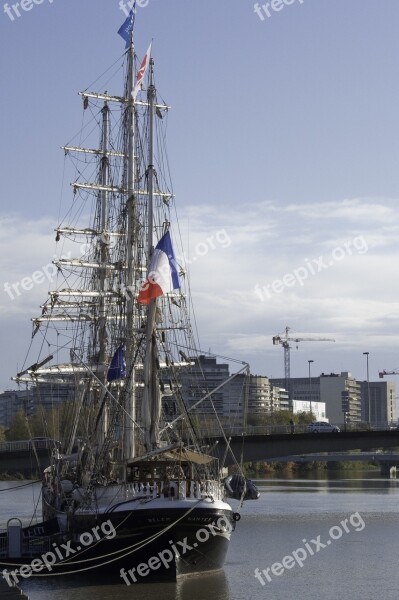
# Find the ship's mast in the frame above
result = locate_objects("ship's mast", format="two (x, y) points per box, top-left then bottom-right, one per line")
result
(147, 58), (155, 255)
(142, 58), (160, 452)
(98, 102), (110, 363)
(98, 101), (110, 446)
(124, 31), (137, 461)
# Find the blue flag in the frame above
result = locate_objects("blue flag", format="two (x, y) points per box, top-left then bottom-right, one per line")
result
(107, 345), (126, 382)
(117, 5), (136, 49)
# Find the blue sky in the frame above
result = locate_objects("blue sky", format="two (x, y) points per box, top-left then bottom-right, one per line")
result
(1, 0), (399, 392)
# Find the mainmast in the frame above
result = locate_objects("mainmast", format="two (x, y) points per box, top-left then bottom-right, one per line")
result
(124, 31), (137, 461)
(97, 101), (110, 446)
(142, 58), (160, 453)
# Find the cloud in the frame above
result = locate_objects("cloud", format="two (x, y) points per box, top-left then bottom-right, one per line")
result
(0, 216), (57, 314)
(0, 215), (78, 318)
(1, 195), (399, 388)
(178, 196), (399, 377)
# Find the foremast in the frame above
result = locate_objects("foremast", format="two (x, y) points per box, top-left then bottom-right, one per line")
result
(14, 32), (205, 479)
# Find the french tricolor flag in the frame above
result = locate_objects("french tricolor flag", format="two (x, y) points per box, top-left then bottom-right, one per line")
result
(132, 43), (152, 101)
(138, 231), (180, 305)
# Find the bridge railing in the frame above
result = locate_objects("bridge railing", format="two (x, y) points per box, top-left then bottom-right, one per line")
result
(195, 424), (307, 437)
(0, 441), (31, 452)
(194, 422), (399, 438)
(0, 439), (60, 453)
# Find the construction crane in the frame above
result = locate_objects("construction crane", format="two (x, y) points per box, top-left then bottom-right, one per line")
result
(379, 369), (399, 378)
(272, 326), (335, 392)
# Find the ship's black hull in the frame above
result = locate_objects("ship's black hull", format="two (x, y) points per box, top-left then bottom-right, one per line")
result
(0, 503), (234, 584)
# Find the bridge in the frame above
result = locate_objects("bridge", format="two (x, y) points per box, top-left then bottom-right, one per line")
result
(1, 431), (399, 477)
(267, 452), (399, 463)
(0, 440), (57, 478)
(207, 430), (399, 468)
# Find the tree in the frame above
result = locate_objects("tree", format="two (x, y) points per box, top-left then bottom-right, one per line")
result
(246, 410), (288, 427)
(296, 411), (316, 425)
(267, 410), (294, 426)
(5, 409), (30, 441)
(30, 404), (48, 437)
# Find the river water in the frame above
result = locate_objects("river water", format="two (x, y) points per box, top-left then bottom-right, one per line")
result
(1, 471), (399, 600)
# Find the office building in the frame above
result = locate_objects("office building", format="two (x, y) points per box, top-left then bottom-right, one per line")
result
(359, 380), (396, 425)
(319, 372), (361, 424)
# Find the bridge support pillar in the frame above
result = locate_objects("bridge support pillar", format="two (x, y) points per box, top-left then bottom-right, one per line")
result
(380, 462), (396, 478)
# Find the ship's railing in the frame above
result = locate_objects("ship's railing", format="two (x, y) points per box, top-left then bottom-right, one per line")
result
(127, 479), (223, 501)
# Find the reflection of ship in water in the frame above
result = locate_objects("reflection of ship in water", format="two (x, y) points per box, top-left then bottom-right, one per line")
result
(17, 568), (231, 600)
(175, 570), (231, 600)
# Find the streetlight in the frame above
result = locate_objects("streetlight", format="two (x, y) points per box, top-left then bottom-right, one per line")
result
(363, 352), (370, 426)
(308, 360), (314, 417)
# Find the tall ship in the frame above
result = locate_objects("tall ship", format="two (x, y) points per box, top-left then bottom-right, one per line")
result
(0, 9), (258, 584)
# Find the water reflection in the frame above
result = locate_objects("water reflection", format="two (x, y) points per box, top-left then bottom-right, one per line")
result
(176, 571), (230, 600)
(255, 469), (399, 494)
(22, 570), (231, 600)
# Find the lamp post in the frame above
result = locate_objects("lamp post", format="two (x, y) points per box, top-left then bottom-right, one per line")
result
(308, 359), (314, 417)
(363, 352), (370, 426)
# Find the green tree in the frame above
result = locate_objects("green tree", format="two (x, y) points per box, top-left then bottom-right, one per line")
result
(30, 404), (48, 437)
(5, 409), (30, 441)
(296, 411), (316, 425)
(267, 410), (293, 426)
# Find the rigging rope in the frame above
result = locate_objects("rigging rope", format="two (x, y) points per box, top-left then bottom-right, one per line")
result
(0, 480), (41, 493)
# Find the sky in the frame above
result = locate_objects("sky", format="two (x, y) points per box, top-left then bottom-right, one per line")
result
(1, 0), (399, 392)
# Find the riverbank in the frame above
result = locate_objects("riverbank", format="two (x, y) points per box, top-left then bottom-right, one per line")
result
(243, 460), (380, 478)
(0, 461), (381, 481)
(0, 472), (34, 481)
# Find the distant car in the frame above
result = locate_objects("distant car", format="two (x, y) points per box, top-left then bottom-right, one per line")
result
(306, 421), (340, 433)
